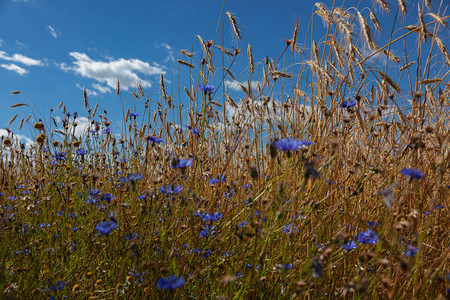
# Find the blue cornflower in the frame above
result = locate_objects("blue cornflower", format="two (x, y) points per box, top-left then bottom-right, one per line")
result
(242, 183), (250, 188)
(119, 172), (144, 183)
(199, 225), (216, 238)
(209, 178), (219, 185)
(340, 99), (357, 108)
(155, 275), (185, 290)
(53, 151), (67, 161)
(159, 185), (183, 195)
(146, 135), (163, 144)
(356, 229), (379, 244)
(76, 148), (88, 156)
(129, 112), (140, 117)
(198, 84), (215, 93)
(341, 240), (357, 250)
(405, 245), (418, 257)
(102, 193), (115, 202)
(187, 126), (201, 135)
(199, 212), (223, 222)
(400, 168), (424, 180)
(103, 128), (111, 134)
(95, 221), (118, 236)
(170, 158), (194, 169)
(273, 138), (312, 152)
(50, 281), (65, 291)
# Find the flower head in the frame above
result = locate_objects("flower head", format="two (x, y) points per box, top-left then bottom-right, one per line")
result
(340, 99), (356, 108)
(405, 244), (418, 257)
(146, 135), (163, 144)
(170, 158), (194, 169)
(95, 221), (118, 236)
(159, 185), (183, 195)
(400, 168), (424, 180)
(155, 275), (185, 290)
(53, 151), (67, 161)
(341, 240), (357, 250)
(76, 148), (88, 156)
(273, 138), (312, 152)
(199, 212), (223, 222)
(356, 229), (379, 244)
(119, 172), (144, 183)
(198, 84), (215, 93)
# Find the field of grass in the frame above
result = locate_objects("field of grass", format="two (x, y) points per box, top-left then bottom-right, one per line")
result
(1, 0), (449, 299)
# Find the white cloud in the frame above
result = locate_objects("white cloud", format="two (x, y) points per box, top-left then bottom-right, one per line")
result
(54, 116), (92, 138)
(92, 83), (112, 94)
(0, 63), (28, 75)
(61, 52), (165, 92)
(0, 39), (3, 46)
(0, 129), (33, 149)
(0, 50), (43, 66)
(225, 80), (260, 92)
(15, 40), (26, 48)
(48, 25), (58, 38)
(155, 42), (175, 62)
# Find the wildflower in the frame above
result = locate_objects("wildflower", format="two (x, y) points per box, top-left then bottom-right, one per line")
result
(187, 126), (201, 135)
(340, 99), (357, 108)
(198, 84), (215, 93)
(3, 138), (11, 146)
(129, 112), (140, 117)
(102, 128), (111, 134)
(72, 284), (81, 292)
(405, 245), (418, 257)
(199, 225), (216, 238)
(33, 122), (45, 130)
(199, 212), (223, 222)
(209, 178), (219, 185)
(119, 172), (144, 183)
(53, 151), (67, 161)
(95, 221), (118, 236)
(159, 185), (183, 195)
(356, 229), (379, 244)
(102, 193), (115, 202)
(36, 134), (46, 143)
(242, 183), (250, 188)
(273, 138), (312, 152)
(155, 275), (185, 290)
(145, 135), (163, 144)
(400, 168), (424, 180)
(170, 158), (194, 169)
(76, 148), (88, 156)
(304, 161), (320, 179)
(341, 240), (357, 250)
(50, 281), (65, 291)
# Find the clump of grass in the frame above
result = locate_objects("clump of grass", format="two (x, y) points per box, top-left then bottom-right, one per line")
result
(1, 0), (449, 299)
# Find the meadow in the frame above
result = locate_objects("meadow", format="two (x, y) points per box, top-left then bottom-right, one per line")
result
(1, 0), (449, 299)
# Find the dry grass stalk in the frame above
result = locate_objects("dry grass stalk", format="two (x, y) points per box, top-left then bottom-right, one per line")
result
(160, 74), (167, 102)
(427, 13), (449, 28)
(177, 59), (195, 68)
(425, 0), (431, 9)
(418, 4), (429, 41)
(226, 95), (238, 108)
(180, 49), (193, 58)
(10, 103), (28, 108)
(307, 60), (333, 82)
(270, 70), (292, 78)
(184, 87), (194, 102)
(137, 83), (145, 97)
(214, 45), (233, 56)
(224, 68), (236, 80)
(400, 61), (415, 71)
(418, 78), (442, 84)
(383, 50), (400, 63)
(83, 88), (89, 108)
(333, 7), (351, 19)
(370, 11), (381, 32)
(435, 38), (450, 66)
(9, 114), (19, 124)
(314, 3), (332, 24)
(116, 78), (120, 95)
(377, 70), (401, 93)
(397, 0), (407, 14)
(311, 41), (320, 62)
(357, 11), (377, 50)
(92, 102), (99, 117)
(374, 0), (391, 13)
(291, 20), (299, 54)
(226, 11), (241, 40)
(247, 44), (254, 74)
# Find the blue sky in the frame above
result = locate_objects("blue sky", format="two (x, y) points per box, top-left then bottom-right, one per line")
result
(0, 0), (448, 145)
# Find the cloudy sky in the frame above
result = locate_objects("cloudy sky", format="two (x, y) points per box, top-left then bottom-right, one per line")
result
(0, 0), (448, 144)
